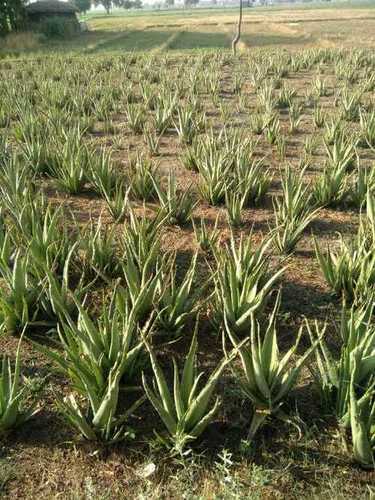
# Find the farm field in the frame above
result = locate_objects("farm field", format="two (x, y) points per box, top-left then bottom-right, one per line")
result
(2, 4), (375, 56)
(1, 4), (375, 499)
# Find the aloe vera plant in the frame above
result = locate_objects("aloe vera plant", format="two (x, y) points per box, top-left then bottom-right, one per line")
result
(38, 244), (92, 321)
(180, 143), (201, 172)
(323, 116), (346, 145)
(88, 149), (118, 196)
(314, 233), (375, 302)
(0, 155), (35, 221)
(0, 216), (12, 269)
(120, 208), (165, 320)
(56, 363), (145, 443)
(143, 125), (161, 156)
(249, 113), (264, 135)
(173, 107), (198, 145)
(192, 216), (220, 253)
(225, 292), (320, 439)
(359, 109), (375, 149)
(81, 217), (119, 277)
(274, 165), (313, 224)
(211, 233), (284, 333)
(36, 292), (150, 443)
(312, 163), (349, 207)
(307, 299), (375, 426)
(339, 88), (362, 122)
(225, 190), (245, 228)
(198, 149), (231, 206)
(349, 357), (375, 469)
(324, 135), (357, 172)
(48, 128), (89, 194)
(272, 166), (318, 254)
(234, 158), (271, 208)
(365, 190), (375, 245)
(312, 76), (329, 97)
(313, 136), (358, 206)
(258, 81), (276, 112)
(121, 245), (163, 322)
(0, 135), (10, 165)
(152, 93), (176, 134)
(103, 181), (130, 224)
(349, 166), (375, 208)
(128, 155), (159, 202)
(125, 104), (146, 134)
(0, 251), (46, 334)
(122, 208), (164, 272)
(0, 336), (38, 434)
(153, 172), (197, 226)
(313, 106), (326, 128)
(142, 324), (237, 453)
(289, 102), (303, 134)
(156, 252), (202, 335)
(277, 84), (296, 109)
(17, 119), (52, 176)
(23, 203), (73, 273)
(273, 209), (317, 255)
(264, 115), (281, 145)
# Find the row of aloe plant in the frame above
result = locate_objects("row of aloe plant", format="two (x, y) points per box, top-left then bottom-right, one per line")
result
(3, 291), (374, 466)
(0, 277), (320, 456)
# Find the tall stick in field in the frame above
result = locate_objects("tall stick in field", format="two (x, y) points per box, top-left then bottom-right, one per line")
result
(232, 0), (243, 56)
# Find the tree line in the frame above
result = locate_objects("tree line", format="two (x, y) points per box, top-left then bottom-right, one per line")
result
(0, 0), (144, 36)
(84, 1), (143, 15)
(0, 0), (204, 37)
(0, 0), (26, 36)
(84, 0), (199, 13)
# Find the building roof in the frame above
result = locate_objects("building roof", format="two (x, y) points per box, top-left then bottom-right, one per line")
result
(26, 1), (79, 15)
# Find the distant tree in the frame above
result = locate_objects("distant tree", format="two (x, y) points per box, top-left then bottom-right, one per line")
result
(0, 1), (8, 35)
(94, 0), (142, 13)
(74, 0), (91, 14)
(165, 0), (175, 6)
(0, 0), (26, 36)
(93, 0), (109, 14)
(184, 0), (199, 6)
(122, 0), (142, 8)
(93, 0), (122, 14)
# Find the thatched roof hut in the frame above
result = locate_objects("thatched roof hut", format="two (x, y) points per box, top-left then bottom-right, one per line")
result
(26, 1), (80, 34)
(26, 1), (79, 16)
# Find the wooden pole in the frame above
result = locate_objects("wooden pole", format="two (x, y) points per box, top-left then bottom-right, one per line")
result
(232, 0), (243, 56)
